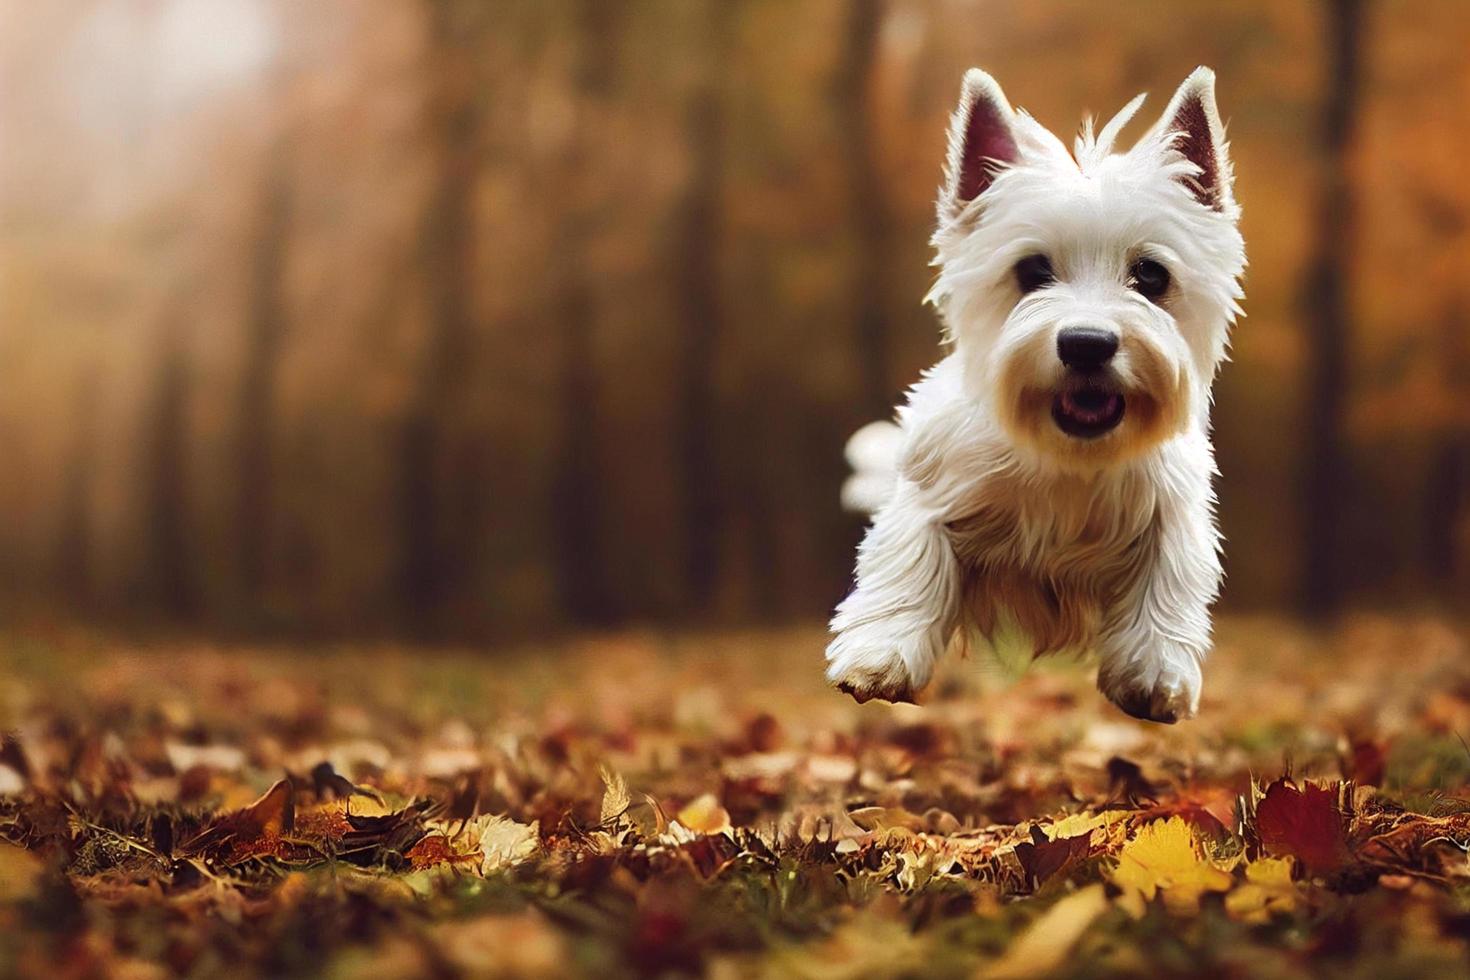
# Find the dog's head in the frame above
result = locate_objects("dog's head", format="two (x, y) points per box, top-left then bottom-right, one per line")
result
(928, 69), (1245, 469)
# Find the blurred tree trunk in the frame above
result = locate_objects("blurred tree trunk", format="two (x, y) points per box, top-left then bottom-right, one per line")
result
(138, 320), (200, 619)
(673, 0), (732, 617)
(396, 0), (482, 634)
(835, 0), (892, 418)
(235, 138), (292, 615)
(54, 377), (97, 608)
(550, 0), (622, 625)
(1301, 0), (1365, 616)
(1425, 300), (1469, 596)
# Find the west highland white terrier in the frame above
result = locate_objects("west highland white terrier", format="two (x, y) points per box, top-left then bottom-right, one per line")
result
(827, 68), (1245, 723)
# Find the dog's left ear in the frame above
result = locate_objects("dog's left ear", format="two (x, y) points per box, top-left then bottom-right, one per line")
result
(1154, 67), (1234, 213)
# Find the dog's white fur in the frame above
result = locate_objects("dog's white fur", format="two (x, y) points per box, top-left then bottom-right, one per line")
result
(827, 68), (1245, 723)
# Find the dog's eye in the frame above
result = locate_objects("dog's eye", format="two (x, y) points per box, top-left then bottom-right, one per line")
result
(1014, 255), (1054, 294)
(1129, 259), (1171, 301)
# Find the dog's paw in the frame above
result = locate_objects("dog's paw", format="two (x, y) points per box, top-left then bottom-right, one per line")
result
(833, 672), (917, 705)
(825, 626), (934, 705)
(1098, 660), (1201, 724)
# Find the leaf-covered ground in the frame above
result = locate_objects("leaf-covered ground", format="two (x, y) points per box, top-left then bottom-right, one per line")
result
(1, 614), (1469, 978)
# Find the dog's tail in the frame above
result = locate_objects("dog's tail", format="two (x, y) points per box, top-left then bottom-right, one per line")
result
(840, 420), (902, 514)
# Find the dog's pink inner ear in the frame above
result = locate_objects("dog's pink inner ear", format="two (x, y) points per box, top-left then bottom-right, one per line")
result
(957, 97), (1019, 203)
(1168, 94), (1224, 211)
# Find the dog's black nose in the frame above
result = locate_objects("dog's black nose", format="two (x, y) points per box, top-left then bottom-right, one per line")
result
(1057, 327), (1119, 369)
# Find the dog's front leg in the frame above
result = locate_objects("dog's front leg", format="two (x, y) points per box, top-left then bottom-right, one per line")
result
(1095, 491), (1221, 724)
(826, 481), (961, 703)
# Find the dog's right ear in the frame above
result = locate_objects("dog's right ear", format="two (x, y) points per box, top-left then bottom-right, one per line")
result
(940, 69), (1020, 221)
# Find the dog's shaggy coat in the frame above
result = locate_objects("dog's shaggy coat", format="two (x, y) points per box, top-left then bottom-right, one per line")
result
(827, 68), (1246, 723)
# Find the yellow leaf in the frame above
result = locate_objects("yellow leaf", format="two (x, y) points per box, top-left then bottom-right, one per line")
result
(674, 793), (732, 835)
(1044, 810), (1131, 844)
(598, 765), (630, 826)
(984, 885), (1109, 979)
(1108, 817), (1233, 916)
(473, 815), (539, 875)
(1225, 857), (1302, 923)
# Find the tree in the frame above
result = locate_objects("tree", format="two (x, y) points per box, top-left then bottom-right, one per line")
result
(395, 0), (485, 634)
(549, 0), (625, 625)
(834, 0), (892, 419)
(1300, 0), (1366, 616)
(672, 0), (734, 616)
(1424, 299), (1469, 597)
(234, 135), (292, 615)
(138, 316), (200, 619)
(54, 376), (97, 609)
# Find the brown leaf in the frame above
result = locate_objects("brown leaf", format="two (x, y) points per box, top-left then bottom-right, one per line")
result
(1133, 799), (1230, 840)
(181, 778), (295, 863)
(405, 833), (478, 870)
(1014, 824), (1093, 889)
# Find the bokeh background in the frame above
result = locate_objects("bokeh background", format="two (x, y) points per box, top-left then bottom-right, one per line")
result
(0, 0), (1465, 641)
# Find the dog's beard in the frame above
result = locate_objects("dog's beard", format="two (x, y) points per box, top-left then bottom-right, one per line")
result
(993, 321), (1191, 467)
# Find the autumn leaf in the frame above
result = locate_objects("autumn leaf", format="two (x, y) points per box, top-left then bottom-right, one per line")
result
(474, 815), (540, 875)
(674, 794), (732, 836)
(1014, 825), (1093, 889)
(404, 833), (480, 871)
(1252, 778), (1349, 877)
(599, 765), (631, 826)
(181, 778), (295, 863)
(1225, 857), (1303, 923)
(1109, 817), (1235, 916)
(1045, 810), (1134, 846)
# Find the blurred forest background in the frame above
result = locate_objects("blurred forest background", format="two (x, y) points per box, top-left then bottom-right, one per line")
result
(0, 0), (1465, 641)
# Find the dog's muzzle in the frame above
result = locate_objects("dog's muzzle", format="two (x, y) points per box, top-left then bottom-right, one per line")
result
(1051, 327), (1125, 439)
(1052, 376), (1125, 439)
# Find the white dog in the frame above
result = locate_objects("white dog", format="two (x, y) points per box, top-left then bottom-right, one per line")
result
(827, 68), (1245, 723)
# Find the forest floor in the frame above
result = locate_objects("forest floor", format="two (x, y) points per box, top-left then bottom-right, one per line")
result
(1, 614), (1469, 978)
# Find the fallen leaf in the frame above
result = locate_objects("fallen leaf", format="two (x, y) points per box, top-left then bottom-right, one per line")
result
(1252, 779), (1349, 877)
(1225, 857), (1302, 923)
(1109, 817), (1234, 916)
(675, 794), (732, 835)
(475, 815), (539, 875)
(181, 778), (295, 863)
(1044, 810), (1132, 843)
(599, 765), (630, 826)
(1014, 825), (1093, 889)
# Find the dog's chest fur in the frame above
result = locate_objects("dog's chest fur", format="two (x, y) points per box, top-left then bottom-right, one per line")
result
(945, 465), (1159, 654)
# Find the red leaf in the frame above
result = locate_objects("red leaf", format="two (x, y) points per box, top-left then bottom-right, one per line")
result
(1253, 778), (1349, 876)
(1014, 825), (1094, 888)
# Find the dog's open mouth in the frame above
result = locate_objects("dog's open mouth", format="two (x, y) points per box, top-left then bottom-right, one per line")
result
(1052, 383), (1125, 439)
